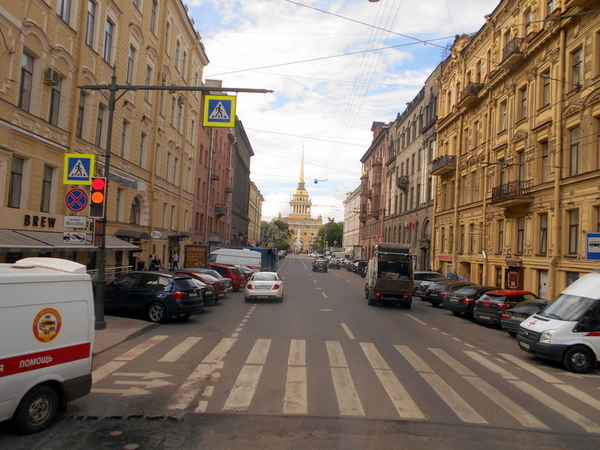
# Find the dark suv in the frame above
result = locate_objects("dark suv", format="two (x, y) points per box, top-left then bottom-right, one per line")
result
(474, 290), (539, 325)
(425, 280), (476, 307)
(443, 285), (498, 317)
(104, 272), (203, 323)
(312, 259), (328, 273)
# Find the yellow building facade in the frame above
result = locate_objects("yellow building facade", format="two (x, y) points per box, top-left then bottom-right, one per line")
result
(433, 0), (600, 299)
(0, 0), (208, 271)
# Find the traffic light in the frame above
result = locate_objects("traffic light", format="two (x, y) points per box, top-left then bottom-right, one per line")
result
(89, 177), (107, 218)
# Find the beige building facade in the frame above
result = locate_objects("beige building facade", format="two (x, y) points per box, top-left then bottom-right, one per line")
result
(432, 0), (600, 299)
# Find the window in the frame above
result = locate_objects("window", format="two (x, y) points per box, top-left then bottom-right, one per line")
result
(103, 18), (114, 62)
(518, 151), (525, 181)
(19, 51), (34, 112)
(144, 65), (152, 102)
(569, 126), (580, 176)
(58, 0), (71, 23)
(95, 104), (106, 147)
(76, 92), (86, 138)
(139, 132), (147, 167)
(175, 40), (181, 71)
(519, 85), (527, 120)
(170, 95), (176, 125)
(40, 166), (53, 212)
(48, 74), (62, 126)
(541, 69), (551, 107)
(120, 121), (130, 158)
(130, 197), (141, 224)
(9, 156), (24, 208)
(541, 141), (549, 182)
(497, 220), (504, 253)
(86, 1), (96, 47)
(459, 225), (465, 253)
(165, 22), (171, 55)
(568, 209), (579, 254)
(547, 0), (555, 16)
(517, 217), (525, 254)
(150, 0), (158, 34)
(182, 51), (187, 80)
(470, 171), (478, 202)
(133, 0), (141, 10)
(469, 223), (475, 253)
(571, 47), (583, 89)
(499, 100), (507, 131)
(126, 45), (136, 84)
(524, 9), (531, 36)
(539, 213), (548, 254)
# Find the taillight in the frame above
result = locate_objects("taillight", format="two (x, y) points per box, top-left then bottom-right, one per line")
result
(173, 291), (187, 299)
(273, 284), (281, 289)
(501, 313), (510, 320)
(247, 284), (255, 290)
(497, 303), (510, 310)
(463, 297), (475, 303)
(474, 300), (480, 306)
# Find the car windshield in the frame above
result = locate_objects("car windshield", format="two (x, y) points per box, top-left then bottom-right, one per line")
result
(253, 273), (278, 281)
(174, 278), (197, 290)
(539, 294), (597, 321)
(454, 287), (480, 296)
(203, 270), (223, 279)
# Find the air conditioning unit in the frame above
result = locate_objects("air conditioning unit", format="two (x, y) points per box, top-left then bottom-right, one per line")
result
(177, 95), (185, 105)
(44, 68), (61, 86)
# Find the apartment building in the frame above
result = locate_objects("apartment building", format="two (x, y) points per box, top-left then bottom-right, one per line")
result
(432, 0), (600, 298)
(384, 64), (441, 271)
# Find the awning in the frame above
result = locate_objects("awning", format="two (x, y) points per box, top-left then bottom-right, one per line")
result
(115, 229), (151, 240)
(0, 229), (53, 250)
(0, 230), (138, 251)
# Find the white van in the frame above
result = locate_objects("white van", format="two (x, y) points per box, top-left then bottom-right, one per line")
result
(517, 272), (600, 373)
(0, 258), (94, 433)
(207, 248), (261, 271)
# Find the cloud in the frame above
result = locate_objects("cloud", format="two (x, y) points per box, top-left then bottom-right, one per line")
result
(186, 0), (500, 222)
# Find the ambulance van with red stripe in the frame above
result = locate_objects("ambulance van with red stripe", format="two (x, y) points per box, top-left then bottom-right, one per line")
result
(0, 258), (94, 433)
(517, 272), (600, 373)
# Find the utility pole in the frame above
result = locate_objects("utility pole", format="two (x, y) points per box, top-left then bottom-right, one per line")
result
(78, 78), (272, 330)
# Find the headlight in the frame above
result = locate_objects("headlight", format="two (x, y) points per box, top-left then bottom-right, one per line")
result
(540, 329), (556, 344)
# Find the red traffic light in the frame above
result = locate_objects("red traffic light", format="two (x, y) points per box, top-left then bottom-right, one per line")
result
(91, 177), (106, 191)
(90, 177), (107, 218)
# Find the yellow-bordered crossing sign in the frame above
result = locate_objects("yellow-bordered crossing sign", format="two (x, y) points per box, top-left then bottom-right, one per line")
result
(203, 95), (236, 127)
(63, 153), (95, 185)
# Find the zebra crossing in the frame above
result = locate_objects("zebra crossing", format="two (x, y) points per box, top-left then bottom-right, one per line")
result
(91, 334), (600, 434)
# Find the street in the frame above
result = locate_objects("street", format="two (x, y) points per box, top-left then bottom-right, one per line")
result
(2, 255), (600, 449)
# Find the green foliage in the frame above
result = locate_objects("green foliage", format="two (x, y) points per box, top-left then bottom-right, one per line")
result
(260, 220), (292, 250)
(316, 218), (343, 253)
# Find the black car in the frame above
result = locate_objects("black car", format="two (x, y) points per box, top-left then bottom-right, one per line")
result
(474, 290), (539, 325)
(328, 258), (342, 269)
(312, 259), (328, 273)
(184, 275), (217, 306)
(501, 299), (548, 337)
(425, 280), (476, 307)
(413, 271), (446, 292)
(443, 285), (498, 317)
(415, 278), (450, 300)
(105, 272), (204, 323)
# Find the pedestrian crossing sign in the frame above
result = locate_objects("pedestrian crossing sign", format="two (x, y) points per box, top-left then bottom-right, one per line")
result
(63, 153), (95, 185)
(203, 95), (236, 127)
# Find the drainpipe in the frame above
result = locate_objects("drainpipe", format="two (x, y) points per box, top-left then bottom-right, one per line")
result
(549, 28), (566, 299)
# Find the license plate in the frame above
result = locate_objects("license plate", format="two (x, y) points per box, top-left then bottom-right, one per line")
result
(478, 314), (490, 320)
(449, 298), (459, 303)
(514, 316), (525, 322)
(519, 342), (530, 350)
(188, 292), (198, 297)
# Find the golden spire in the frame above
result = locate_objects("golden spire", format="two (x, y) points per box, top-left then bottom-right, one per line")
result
(298, 149), (305, 189)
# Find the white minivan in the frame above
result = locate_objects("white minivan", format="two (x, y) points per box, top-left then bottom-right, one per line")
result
(207, 248), (261, 271)
(517, 272), (600, 373)
(0, 258), (94, 433)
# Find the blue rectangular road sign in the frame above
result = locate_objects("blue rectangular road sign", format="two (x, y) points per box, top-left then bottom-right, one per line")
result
(586, 233), (600, 260)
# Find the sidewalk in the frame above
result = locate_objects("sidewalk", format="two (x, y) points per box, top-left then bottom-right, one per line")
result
(93, 315), (159, 355)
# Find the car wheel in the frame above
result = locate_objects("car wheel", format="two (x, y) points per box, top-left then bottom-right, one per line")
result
(147, 302), (167, 323)
(429, 300), (441, 307)
(563, 346), (595, 373)
(12, 385), (59, 434)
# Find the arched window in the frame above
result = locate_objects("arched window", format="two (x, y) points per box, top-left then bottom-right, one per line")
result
(130, 197), (141, 224)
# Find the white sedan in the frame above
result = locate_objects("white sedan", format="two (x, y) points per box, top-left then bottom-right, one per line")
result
(244, 272), (284, 302)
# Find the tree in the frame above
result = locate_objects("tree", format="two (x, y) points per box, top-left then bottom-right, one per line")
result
(316, 218), (343, 253)
(260, 220), (291, 250)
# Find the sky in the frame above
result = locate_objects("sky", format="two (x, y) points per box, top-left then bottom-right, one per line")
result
(185, 0), (501, 222)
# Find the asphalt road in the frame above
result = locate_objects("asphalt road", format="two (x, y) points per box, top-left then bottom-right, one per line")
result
(2, 255), (600, 449)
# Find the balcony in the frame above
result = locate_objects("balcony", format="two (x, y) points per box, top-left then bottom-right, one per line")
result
(431, 155), (456, 176)
(459, 83), (484, 107)
(501, 38), (524, 69)
(397, 175), (409, 191)
(215, 204), (228, 216)
(491, 180), (533, 206)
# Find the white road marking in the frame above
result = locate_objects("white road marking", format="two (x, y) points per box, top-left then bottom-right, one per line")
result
(288, 339), (306, 366)
(92, 361), (127, 384)
(159, 337), (202, 362)
(115, 335), (169, 361)
(341, 323), (355, 340)
(326, 341), (348, 368)
(330, 367), (365, 416)
(284, 366), (307, 414)
(246, 338), (271, 365)
(465, 351), (518, 380)
(223, 365), (263, 412)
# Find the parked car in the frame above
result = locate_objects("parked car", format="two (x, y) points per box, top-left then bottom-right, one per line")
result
(415, 278), (450, 300)
(443, 285), (498, 317)
(473, 290), (539, 325)
(234, 264), (257, 281)
(501, 299), (549, 337)
(183, 268), (232, 294)
(328, 258), (342, 269)
(351, 260), (368, 274)
(425, 280), (477, 307)
(104, 272), (203, 323)
(413, 271), (446, 291)
(207, 263), (247, 291)
(356, 260), (369, 277)
(187, 277), (217, 306)
(312, 259), (328, 273)
(175, 271), (220, 304)
(244, 271), (284, 302)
